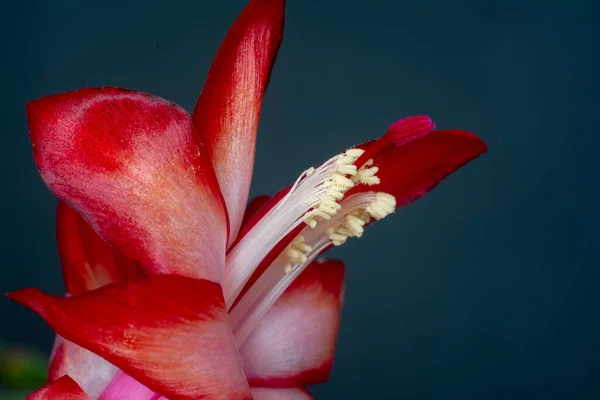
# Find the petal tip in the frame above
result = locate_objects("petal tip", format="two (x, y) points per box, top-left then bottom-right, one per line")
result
(6, 288), (48, 316)
(439, 129), (488, 155)
(26, 375), (88, 400)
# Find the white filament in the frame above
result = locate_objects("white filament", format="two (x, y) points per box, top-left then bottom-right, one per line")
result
(223, 150), (366, 308)
(230, 192), (394, 346)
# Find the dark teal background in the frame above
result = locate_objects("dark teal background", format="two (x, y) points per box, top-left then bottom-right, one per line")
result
(1, 0), (599, 398)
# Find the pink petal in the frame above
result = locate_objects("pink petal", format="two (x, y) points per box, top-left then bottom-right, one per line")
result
(8, 275), (251, 400)
(251, 388), (313, 400)
(49, 337), (118, 400)
(239, 260), (344, 387)
(27, 375), (88, 400)
(98, 371), (157, 400)
(193, 0), (285, 244)
(27, 88), (228, 282)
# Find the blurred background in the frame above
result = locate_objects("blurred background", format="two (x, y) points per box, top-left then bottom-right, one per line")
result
(1, 0), (598, 398)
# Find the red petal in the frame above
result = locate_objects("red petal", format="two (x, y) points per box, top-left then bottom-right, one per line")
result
(239, 260), (344, 387)
(251, 388), (312, 400)
(56, 201), (142, 296)
(373, 129), (488, 207)
(52, 202), (141, 396)
(8, 276), (251, 400)
(49, 336), (118, 400)
(27, 88), (228, 282)
(193, 0), (285, 244)
(27, 375), (88, 400)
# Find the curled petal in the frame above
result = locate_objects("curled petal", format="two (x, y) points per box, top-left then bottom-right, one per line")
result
(8, 275), (251, 400)
(373, 129), (488, 207)
(251, 388), (313, 400)
(239, 260), (344, 387)
(27, 88), (228, 282)
(194, 0), (285, 244)
(27, 375), (88, 400)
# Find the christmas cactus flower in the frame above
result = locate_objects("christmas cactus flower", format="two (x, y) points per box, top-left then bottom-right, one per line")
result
(8, 0), (487, 399)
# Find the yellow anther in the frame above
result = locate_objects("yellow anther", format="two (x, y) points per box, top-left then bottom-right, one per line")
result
(346, 214), (366, 233)
(336, 226), (356, 237)
(321, 192), (396, 247)
(376, 192), (396, 209)
(345, 148), (365, 158)
(325, 188), (345, 200)
(321, 198), (342, 210)
(330, 234), (348, 246)
(331, 174), (354, 188)
(301, 149), (382, 229)
(314, 210), (333, 220)
(337, 164), (358, 175)
(305, 218), (318, 228)
(366, 192), (397, 220)
(353, 158), (380, 185)
(283, 235), (313, 274)
(317, 203), (338, 219)
(366, 203), (387, 219)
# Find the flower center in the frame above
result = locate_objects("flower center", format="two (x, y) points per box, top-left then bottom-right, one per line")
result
(230, 189), (396, 346)
(279, 191), (396, 273)
(225, 148), (374, 306)
(225, 147), (396, 346)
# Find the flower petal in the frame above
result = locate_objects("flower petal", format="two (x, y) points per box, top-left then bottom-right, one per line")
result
(27, 375), (88, 400)
(372, 129), (488, 207)
(49, 337), (118, 400)
(251, 388), (312, 400)
(238, 260), (344, 387)
(193, 0), (285, 244)
(56, 201), (142, 296)
(98, 371), (157, 400)
(52, 202), (142, 398)
(8, 275), (251, 400)
(27, 88), (228, 282)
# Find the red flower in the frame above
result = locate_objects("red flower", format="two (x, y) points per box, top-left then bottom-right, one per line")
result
(9, 0), (486, 399)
